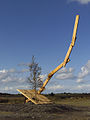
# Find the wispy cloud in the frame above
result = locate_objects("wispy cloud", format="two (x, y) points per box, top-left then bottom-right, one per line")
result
(55, 60), (90, 83)
(0, 68), (46, 93)
(48, 60), (90, 92)
(1, 60), (90, 93)
(77, 84), (90, 89)
(0, 69), (7, 73)
(47, 85), (64, 92)
(0, 68), (28, 93)
(1, 85), (30, 93)
(76, 78), (84, 83)
(68, 0), (90, 4)
(0, 68), (26, 83)
(40, 74), (47, 80)
(55, 67), (75, 80)
(76, 60), (90, 83)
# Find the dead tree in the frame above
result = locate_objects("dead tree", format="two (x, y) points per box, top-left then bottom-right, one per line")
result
(28, 56), (43, 99)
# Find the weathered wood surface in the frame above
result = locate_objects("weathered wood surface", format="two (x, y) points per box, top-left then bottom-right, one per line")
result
(17, 89), (52, 104)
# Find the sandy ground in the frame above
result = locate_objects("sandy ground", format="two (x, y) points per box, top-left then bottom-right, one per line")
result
(0, 103), (90, 120)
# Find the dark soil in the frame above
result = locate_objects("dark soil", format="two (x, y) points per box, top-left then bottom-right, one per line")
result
(0, 103), (89, 120)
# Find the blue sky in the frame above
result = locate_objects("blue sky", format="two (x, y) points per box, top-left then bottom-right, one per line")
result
(0, 0), (90, 94)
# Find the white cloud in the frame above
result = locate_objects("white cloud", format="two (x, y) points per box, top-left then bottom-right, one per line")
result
(74, 60), (90, 83)
(1, 75), (26, 83)
(57, 67), (74, 74)
(69, 0), (90, 4)
(77, 60), (90, 83)
(55, 67), (75, 80)
(1, 60), (90, 93)
(4, 86), (13, 91)
(40, 74), (47, 80)
(0, 69), (7, 73)
(0, 68), (28, 93)
(0, 73), (8, 80)
(77, 84), (90, 89)
(76, 78), (84, 83)
(78, 66), (89, 78)
(1, 76), (12, 83)
(1, 85), (30, 93)
(0, 68), (46, 93)
(56, 73), (74, 80)
(47, 85), (64, 91)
